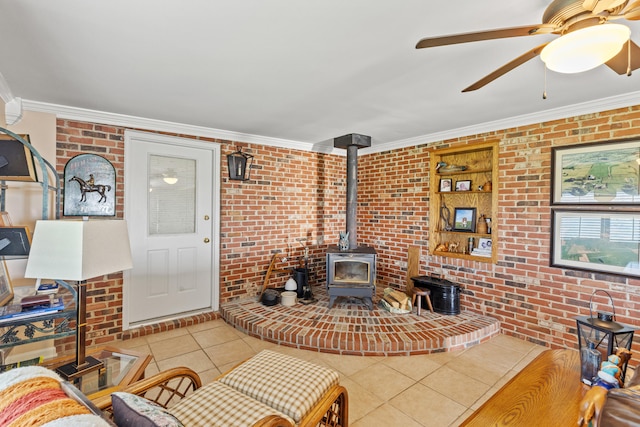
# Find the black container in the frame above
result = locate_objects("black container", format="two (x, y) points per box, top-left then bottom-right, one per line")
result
(411, 276), (461, 315)
(293, 268), (309, 298)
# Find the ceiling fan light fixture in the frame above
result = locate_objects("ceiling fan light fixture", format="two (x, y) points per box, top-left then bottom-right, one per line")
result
(540, 24), (631, 73)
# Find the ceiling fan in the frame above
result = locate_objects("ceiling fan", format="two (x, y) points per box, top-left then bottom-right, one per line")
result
(416, 0), (640, 92)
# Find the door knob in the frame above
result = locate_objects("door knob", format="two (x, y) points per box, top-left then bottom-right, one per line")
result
(204, 215), (210, 220)
(204, 238), (210, 243)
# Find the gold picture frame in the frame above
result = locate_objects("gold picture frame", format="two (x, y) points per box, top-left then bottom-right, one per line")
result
(0, 261), (13, 306)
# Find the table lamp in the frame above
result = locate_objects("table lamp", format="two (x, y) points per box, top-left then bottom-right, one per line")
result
(25, 219), (133, 380)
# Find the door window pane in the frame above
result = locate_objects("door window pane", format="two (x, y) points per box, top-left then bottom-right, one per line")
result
(148, 155), (196, 235)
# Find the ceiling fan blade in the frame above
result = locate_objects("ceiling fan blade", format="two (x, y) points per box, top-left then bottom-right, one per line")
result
(462, 43), (550, 92)
(415, 25), (553, 49)
(605, 40), (640, 74)
(583, 0), (626, 14)
(622, 1), (640, 19)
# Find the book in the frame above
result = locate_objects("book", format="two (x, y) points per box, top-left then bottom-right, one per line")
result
(0, 297), (64, 324)
(36, 282), (59, 295)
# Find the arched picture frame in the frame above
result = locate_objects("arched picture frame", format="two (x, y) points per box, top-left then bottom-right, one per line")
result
(63, 154), (116, 216)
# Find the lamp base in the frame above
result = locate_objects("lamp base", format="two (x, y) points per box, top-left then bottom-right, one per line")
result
(55, 356), (104, 381)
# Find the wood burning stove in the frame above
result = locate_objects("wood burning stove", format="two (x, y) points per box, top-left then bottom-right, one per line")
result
(327, 245), (376, 310)
(326, 133), (377, 310)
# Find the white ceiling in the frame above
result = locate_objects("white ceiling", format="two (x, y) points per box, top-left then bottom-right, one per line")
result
(1, 0), (640, 154)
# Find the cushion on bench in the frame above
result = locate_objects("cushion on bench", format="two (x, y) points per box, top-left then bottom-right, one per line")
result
(168, 380), (294, 426)
(218, 350), (340, 423)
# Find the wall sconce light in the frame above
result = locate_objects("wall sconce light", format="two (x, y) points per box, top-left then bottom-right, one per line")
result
(575, 290), (636, 385)
(227, 147), (254, 181)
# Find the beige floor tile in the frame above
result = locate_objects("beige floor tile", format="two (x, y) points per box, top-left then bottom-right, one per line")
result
(351, 403), (423, 427)
(421, 365), (491, 407)
(144, 327), (190, 344)
(204, 339), (256, 368)
(241, 335), (280, 352)
(316, 353), (379, 377)
(458, 342), (527, 372)
(487, 334), (540, 354)
(381, 354), (443, 381)
(156, 349), (216, 374)
(350, 363), (416, 401)
(186, 319), (227, 333)
(148, 334), (200, 361)
(191, 325), (244, 348)
(390, 383), (466, 427)
(339, 377), (384, 422)
(114, 335), (149, 349)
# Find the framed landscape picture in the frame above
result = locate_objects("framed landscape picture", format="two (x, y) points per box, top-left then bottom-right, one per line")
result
(453, 207), (476, 232)
(551, 210), (640, 277)
(552, 138), (640, 205)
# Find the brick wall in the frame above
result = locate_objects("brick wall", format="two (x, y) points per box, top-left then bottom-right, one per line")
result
(55, 119), (346, 348)
(359, 105), (640, 351)
(55, 103), (640, 355)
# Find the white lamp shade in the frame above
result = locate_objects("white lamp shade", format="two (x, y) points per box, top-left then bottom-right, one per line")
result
(25, 220), (133, 281)
(541, 24), (631, 73)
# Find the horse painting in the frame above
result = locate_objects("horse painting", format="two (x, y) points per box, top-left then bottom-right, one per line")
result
(69, 176), (111, 203)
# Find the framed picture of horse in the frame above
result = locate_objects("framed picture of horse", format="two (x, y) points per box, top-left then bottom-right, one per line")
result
(63, 154), (116, 216)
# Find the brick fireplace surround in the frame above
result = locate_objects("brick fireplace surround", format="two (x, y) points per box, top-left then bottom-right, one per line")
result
(50, 104), (640, 361)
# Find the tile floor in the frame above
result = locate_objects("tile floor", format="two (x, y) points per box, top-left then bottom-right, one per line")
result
(116, 318), (547, 427)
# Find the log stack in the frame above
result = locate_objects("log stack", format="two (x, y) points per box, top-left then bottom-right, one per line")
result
(382, 289), (410, 311)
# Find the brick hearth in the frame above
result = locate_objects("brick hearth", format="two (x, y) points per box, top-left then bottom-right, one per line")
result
(221, 286), (500, 356)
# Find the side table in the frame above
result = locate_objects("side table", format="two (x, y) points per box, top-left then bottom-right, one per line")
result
(45, 346), (152, 400)
(461, 349), (586, 426)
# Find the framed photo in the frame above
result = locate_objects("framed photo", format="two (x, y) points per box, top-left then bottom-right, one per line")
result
(453, 207), (476, 232)
(0, 261), (13, 306)
(0, 134), (38, 182)
(63, 154), (116, 216)
(551, 210), (640, 277)
(552, 138), (640, 205)
(0, 227), (31, 256)
(478, 238), (492, 250)
(455, 180), (471, 191)
(439, 178), (452, 192)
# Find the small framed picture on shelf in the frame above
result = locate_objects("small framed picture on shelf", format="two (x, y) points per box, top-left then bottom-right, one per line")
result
(478, 238), (492, 251)
(453, 207), (476, 232)
(455, 180), (471, 191)
(439, 178), (452, 192)
(0, 261), (13, 306)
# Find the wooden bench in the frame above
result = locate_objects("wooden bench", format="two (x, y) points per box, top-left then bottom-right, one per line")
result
(461, 349), (586, 426)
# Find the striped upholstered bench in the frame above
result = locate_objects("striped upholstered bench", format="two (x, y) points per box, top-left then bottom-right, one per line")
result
(95, 349), (349, 427)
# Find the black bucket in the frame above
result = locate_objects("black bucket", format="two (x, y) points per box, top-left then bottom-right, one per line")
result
(411, 276), (461, 315)
(293, 268), (308, 298)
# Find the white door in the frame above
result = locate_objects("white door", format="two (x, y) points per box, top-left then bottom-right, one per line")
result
(123, 130), (220, 328)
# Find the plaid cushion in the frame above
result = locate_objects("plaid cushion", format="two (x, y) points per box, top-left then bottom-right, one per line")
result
(168, 381), (294, 427)
(219, 350), (339, 423)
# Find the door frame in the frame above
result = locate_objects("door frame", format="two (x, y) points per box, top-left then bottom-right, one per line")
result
(122, 129), (220, 330)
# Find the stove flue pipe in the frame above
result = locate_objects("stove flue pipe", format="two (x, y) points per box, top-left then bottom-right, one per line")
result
(334, 133), (371, 250)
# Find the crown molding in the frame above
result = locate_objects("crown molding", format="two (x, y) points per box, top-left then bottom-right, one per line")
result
(23, 91), (640, 157)
(21, 100), (320, 153)
(360, 90), (640, 155)
(0, 72), (14, 104)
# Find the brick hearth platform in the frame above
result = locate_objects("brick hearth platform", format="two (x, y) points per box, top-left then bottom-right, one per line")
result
(220, 286), (500, 356)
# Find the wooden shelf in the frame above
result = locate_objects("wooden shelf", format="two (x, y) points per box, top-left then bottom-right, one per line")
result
(429, 141), (498, 263)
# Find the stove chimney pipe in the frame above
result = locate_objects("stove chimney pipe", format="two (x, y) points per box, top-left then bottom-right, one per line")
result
(334, 133), (371, 249)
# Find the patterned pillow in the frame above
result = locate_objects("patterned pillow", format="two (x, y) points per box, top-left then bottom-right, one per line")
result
(111, 392), (183, 427)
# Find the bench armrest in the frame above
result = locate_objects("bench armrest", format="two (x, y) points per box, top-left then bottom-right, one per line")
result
(92, 366), (202, 414)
